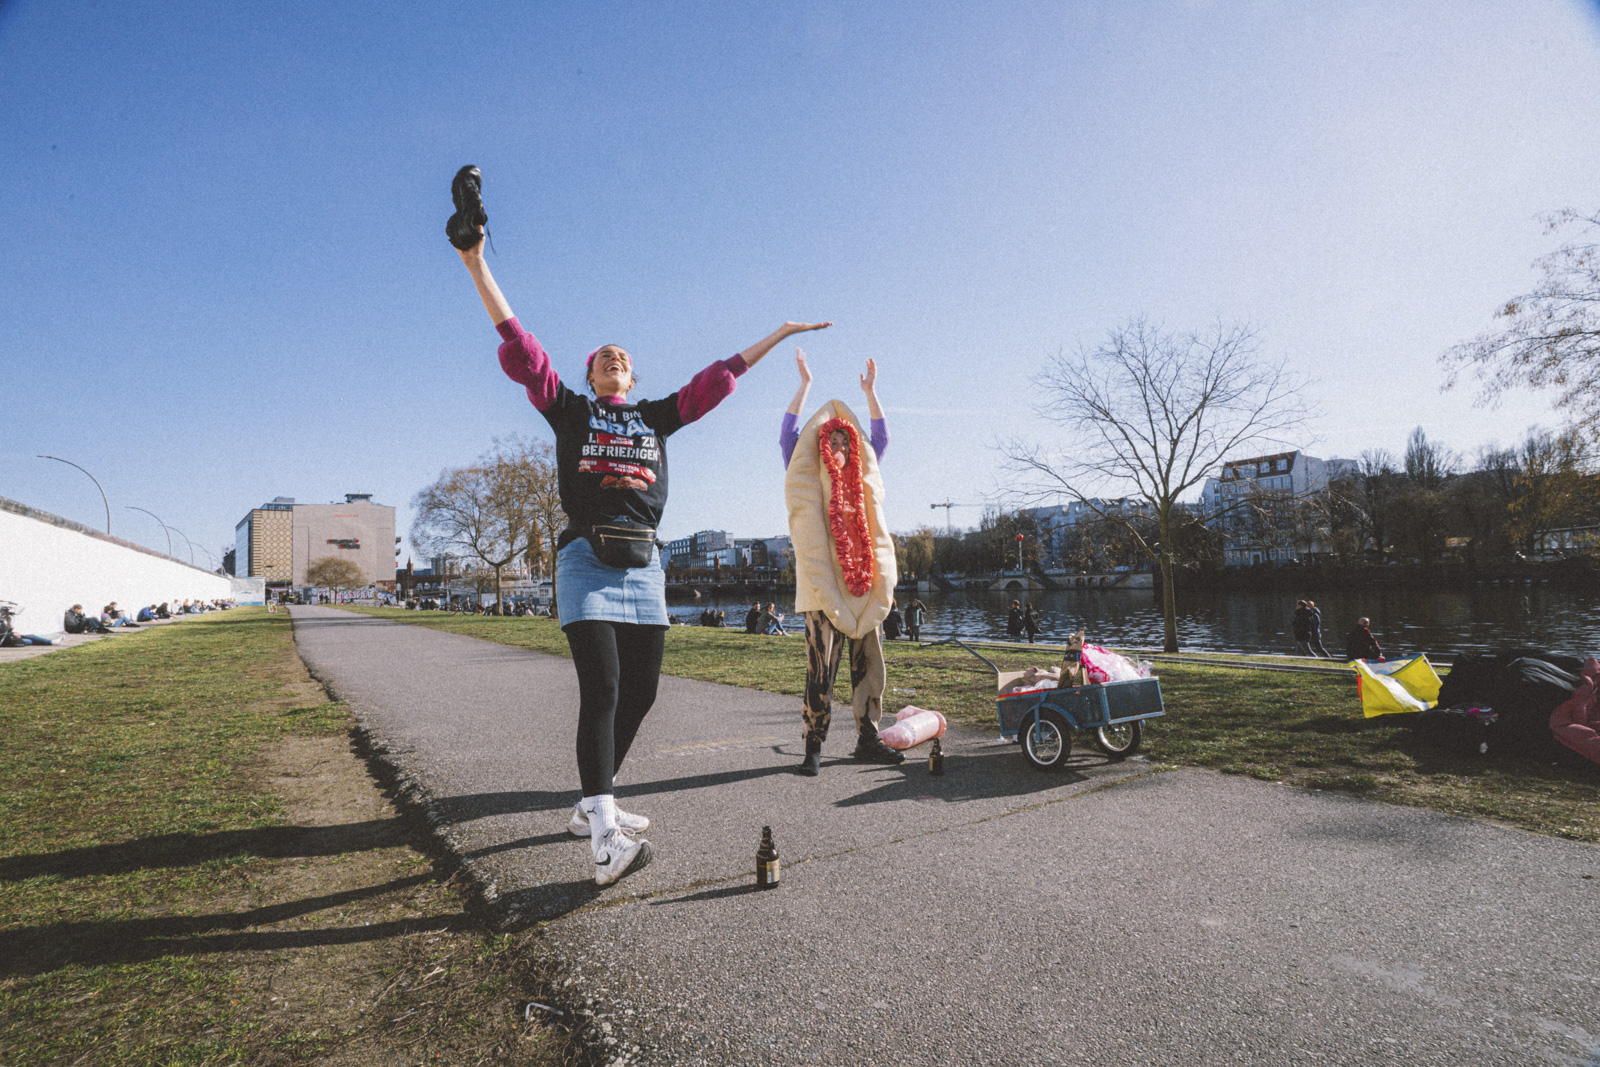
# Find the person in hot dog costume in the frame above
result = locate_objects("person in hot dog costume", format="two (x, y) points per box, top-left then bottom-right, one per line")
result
(781, 349), (903, 776)
(451, 167), (831, 884)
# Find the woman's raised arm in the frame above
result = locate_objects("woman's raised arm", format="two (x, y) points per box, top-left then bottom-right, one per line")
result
(457, 230), (514, 326)
(738, 321), (832, 367)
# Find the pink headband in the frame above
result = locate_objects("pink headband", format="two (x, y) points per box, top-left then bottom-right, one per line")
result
(585, 345), (625, 371)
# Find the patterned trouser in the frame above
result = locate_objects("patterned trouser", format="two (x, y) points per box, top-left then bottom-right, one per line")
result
(802, 611), (886, 744)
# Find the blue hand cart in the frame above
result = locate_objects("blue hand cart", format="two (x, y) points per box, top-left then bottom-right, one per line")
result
(926, 638), (1164, 771)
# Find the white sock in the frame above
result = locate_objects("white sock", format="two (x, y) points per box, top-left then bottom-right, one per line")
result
(582, 794), (618, 845)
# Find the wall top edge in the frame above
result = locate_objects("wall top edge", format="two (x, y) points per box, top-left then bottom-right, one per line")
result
(0, 495), (224, 577)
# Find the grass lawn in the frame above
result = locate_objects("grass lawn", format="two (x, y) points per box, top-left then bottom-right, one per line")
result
(341, 606), (1599, 844)
(0, 608), (579, 1066)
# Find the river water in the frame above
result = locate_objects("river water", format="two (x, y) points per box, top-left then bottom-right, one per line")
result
(671, 582), (1600, 657)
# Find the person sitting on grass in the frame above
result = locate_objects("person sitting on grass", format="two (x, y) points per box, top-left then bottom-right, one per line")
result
(744, 601), (762, 634)
(1343, 617), (1383, 663)
(101, 603), (139, 628)
(762, 602), (788, 635)
(136, 604), (156, 623)
(63, 605), (111, 634)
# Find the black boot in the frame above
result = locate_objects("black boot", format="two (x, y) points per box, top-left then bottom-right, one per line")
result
(853, 728), (905, 765)
(446, 165), (489, 250)
(797, 739), (822, 777)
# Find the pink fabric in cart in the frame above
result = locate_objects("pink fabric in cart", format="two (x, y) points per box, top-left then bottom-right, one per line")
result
(878, 707), (947, 750)
(1550, 657), (1600, 767)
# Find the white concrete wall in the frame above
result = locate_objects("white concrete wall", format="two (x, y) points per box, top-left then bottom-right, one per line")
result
(0, 499), (233, 632)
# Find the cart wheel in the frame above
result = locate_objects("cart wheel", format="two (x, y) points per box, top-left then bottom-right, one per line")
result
(1094, 720), (1143, 759)
(1020, 710), (1073, 772)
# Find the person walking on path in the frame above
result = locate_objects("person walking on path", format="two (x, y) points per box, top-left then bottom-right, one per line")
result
(1023, 601), (1041, 644)
(1294, 599), (1330, 658)
(904, 598), (926, 642)
(780, 348), (902, 776)
(1304, 601), (1330, 658)
(1292, 600), (1315, 657)
(453, 175), (830, 885)
(1344, 616), (1383, 663)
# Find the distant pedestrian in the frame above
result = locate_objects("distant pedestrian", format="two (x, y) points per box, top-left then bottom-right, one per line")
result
(1023, 602), (1041, 644)
(1343, 616), (1382, 663)
(1007, 600), (1024, 639)
(904, 598), (926, 642)
(1303, 600), (1330, 658)
(1291, 600), (1315, 657)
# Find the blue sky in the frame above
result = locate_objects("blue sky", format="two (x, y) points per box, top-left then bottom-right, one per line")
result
(3, 0), (1599, 564)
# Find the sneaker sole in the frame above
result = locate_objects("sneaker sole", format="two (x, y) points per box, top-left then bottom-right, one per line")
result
(595, 840), (653, 887)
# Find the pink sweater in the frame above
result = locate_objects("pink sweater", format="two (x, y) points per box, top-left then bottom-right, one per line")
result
(495, 317), (747, 421)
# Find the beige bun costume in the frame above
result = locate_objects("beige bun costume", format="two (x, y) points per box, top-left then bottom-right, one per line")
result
(785, 399), (899, 756)
(785, 400), (897, 638)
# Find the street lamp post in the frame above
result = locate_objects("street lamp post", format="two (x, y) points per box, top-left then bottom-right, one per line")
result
(125, 506), (174, 556)
(1016, 533), (1025, 573)
(169, 527), (197, 565)
(38, 455), (111, 534)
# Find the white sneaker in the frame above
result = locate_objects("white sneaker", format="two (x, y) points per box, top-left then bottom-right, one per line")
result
(568, 802), (649, 837)
(592, 828), (653, 886)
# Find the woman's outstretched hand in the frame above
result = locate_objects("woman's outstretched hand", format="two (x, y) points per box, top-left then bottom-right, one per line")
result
(795, 348), (813, 384)
(783, 321), (832, 337)
(860, 357), (878, 393)
(456, 226), (486, 264)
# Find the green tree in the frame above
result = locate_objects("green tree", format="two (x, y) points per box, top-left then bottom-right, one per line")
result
(305, 556), (365, 600)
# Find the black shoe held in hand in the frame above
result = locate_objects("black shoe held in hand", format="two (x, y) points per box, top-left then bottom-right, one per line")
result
(446, 164), (488, 250)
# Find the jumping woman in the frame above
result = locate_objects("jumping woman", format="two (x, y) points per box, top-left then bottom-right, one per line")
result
(450, 167), (829, 885)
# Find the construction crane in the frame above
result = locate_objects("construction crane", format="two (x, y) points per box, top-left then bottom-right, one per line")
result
(929, 501), (978, 535)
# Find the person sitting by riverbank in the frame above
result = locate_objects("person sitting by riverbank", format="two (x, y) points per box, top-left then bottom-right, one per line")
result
(744, 601), (762, 634)
(1344, 617), (1383, 662)
(136, 605), (156, 622)
(883, 601), (903, 640)
(762, 603), (789, 635)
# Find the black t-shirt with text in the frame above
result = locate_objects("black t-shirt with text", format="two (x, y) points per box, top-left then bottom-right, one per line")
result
(542, 383), (685, 533)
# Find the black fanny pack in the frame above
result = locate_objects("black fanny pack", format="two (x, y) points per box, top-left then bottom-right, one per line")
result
(577, 520), (657, 569)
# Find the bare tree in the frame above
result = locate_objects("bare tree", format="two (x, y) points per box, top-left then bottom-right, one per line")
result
(306, 556), (366, 601)
(411, 436), (557, 614)
(1002, 317), (1310, 652)
(1443, 208), (1600, 440)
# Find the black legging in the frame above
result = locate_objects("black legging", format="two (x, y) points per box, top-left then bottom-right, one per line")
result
(565, 620), (666, 797)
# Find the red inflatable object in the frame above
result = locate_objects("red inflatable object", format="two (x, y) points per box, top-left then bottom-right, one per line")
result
(1549, 657), (1600, 767)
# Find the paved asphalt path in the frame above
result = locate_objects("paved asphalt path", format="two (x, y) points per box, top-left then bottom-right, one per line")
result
(290, 606), (1600, 1066)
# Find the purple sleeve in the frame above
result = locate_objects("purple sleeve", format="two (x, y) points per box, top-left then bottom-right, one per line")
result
(676, 354), (749, 424)
(496, 317), (561, 411)
(780, 412), (800, 467)
(870, 417), (888, 461)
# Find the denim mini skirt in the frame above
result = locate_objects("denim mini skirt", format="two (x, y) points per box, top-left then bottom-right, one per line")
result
(556, 536), (669, 628)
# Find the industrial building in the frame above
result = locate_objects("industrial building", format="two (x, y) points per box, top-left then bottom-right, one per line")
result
(234, 494), (398, 588)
